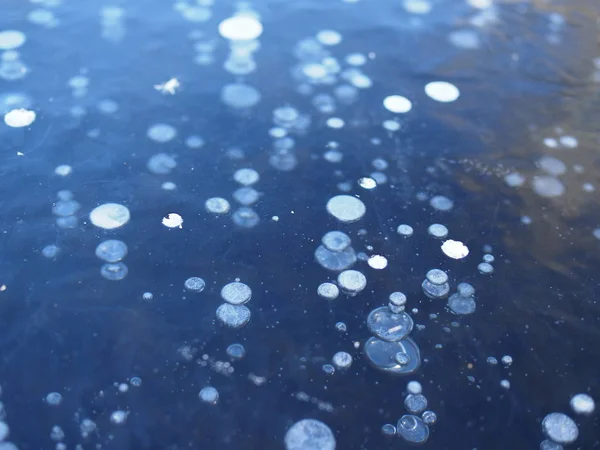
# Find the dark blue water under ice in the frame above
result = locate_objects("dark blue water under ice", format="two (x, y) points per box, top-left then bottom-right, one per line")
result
(0, 0), (599, 448)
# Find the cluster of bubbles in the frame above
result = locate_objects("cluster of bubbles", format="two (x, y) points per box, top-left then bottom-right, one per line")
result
(218, 7), (262, 111)
(96, 240), (129, 281)
(539, 393), (595, 448)
(382, 381), (437, 444)
(199, 167), (263, 227)
(220, 13), (262, 75)
(216, 281), (252, 328)
(100, 6), (126, 42)
(477, 251), (495, 275)
(49, 376), (142, 445)
(52, 190), (80, 229)
(0, 30), (28, 81)
(421, 268), (450, 299)
(192, 33), (216, 67)
(266, 106), (309, 172)
(290, 28), (372, 118)
(68, 73), (89, 99)
(364, 292), (421, 375)
(315, 230), (357, 272)
(504, 131), (583, 200)
(88, 203), (131, 280)
(231, 168), (260, 228)
(293, 392), (333, 413)
(322, 351), (353, 375)
(218, 8), (265, 105)
(447, 282), (476, 315)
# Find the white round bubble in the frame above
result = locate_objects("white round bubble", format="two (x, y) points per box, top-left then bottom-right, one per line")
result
(185, 277), (205, 293)
(358, 177), (377, 189)
(316, 30), (342, 46)
(322, 231), (351, 252)
(397, 224), (414, 237)
(162, 213), (183, 228)
(100, 262), (128, 281)
(95, 240), (128, 263)
(221, 83), (261, 109)
(199, 386), (219, 404)
(326, 195), (366, 223)
(332, 351), (352, 369)
(4, 108), (36, 127)
(147, 123), (177, 143)
(234, 168), (260, 186)
(317, 282), (339, 300)
(428, 223), (448, 239)
(205, 197), (230, 214)
(570, 393), (595, 415)
(147, 153), (177, 175)
(90, 203), (130, 229)
(45, 392), (62, 406)
(216, 303), (251, 328)
(383, 95), (412, 113)
(424, 81), (460, 102)
(368, 255), (388, 269)
(284, 419), (335, 450)
(542, 413), (578, 444)
(337, 269), (366, 294)
(532, 176), (565, 198)
(233, 187), (260, 205)
(221, 282), (252, 305)
(232, 207), (260, 228)
(0, 30), (26, 50)
(537, 155), (566, 176)
(430, 195), (454, 211)
(441, 240), (469, 259)
(54, 165), (72, 177)
(218, 15), (263, 41)
(407, 381), (422, 394)
(504, 172), (525, 187)
(110, 410), (128, 425)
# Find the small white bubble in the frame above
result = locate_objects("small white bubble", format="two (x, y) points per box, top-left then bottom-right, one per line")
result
(110, 410), (128, 425)
(4, 108), (36, 127)
(441, 240), (469, 259)
(383, 95), (412, 113)
(368, 255), (388, 269)
(424, 81), (460, 102)
(358, 177), (377, 189)
(199, 386), (219, 404)
(570, 393), (595, 415)
(45, 392), (62, 406)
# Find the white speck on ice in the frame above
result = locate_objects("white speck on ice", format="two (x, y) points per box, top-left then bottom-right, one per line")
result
(154, 78), (180, 95)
